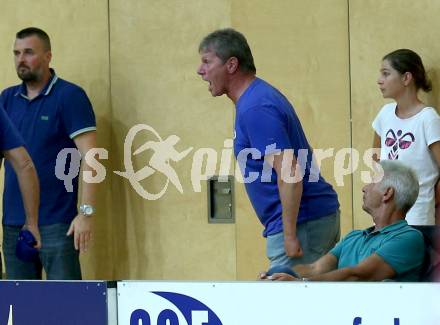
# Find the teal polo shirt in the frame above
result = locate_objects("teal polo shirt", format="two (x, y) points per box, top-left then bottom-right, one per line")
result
(330, 220), (424, 281)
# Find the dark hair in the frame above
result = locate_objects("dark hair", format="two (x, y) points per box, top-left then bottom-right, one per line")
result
(199, 28), (256, 74)
(16, 27), (51, 51)
(383, 49), (431, 92)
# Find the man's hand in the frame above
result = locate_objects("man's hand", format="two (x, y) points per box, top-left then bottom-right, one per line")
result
(66, 214), (93, 253)
(258, 271), (269, 280)
(270, 273), (299, 281)
(24, 223), (41, 249)
(284, 236), (303, 258)
(261, 272), (299, 281)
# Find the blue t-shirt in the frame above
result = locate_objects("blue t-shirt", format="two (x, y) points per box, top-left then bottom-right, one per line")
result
(0, 104), (24, 158)
(0, 70), (96, 225)
(234, 78), (339, 237)
(330, 220), (424, 281)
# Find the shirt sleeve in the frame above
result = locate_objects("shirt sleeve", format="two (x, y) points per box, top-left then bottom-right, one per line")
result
(329, 239), (343, 259)
(423, 109), (440, 146)
(59, 85), (96, 139)
(0, 105), (24, 153)
(375, 230), (424, 276)
(240, 104), (291, 155)
(372, 105), (386, 136)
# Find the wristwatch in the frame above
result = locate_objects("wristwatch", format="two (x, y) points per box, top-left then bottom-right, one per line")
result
(80, 204), (95, 217)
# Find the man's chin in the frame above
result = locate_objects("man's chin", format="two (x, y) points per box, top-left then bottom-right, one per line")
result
(17, 73), (37, 82)
(209, 89), (223, 97)
(362, 205), (371, 214)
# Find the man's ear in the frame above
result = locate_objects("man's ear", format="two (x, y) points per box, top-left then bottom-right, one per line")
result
(382, 186), (394, 203)
(45, 50), (52, 64)
(226, 57), (239, 74)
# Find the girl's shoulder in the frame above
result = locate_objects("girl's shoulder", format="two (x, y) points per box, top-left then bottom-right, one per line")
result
(418, 106), (440, 119)
(376, 102), (397, 119)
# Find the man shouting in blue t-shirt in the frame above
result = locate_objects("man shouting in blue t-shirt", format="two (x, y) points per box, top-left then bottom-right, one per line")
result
(197, 28), (340, 268)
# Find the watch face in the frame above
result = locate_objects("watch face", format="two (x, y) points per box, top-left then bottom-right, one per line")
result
(81, 205), (94, 216)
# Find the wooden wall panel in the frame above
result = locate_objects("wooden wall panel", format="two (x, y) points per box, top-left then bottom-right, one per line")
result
(109, 0), (237, 280)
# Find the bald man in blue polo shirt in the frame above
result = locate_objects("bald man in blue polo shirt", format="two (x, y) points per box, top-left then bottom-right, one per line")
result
(0, 27), (97, 280)
(263, 161), (425, 282)
(0, 106), (40, 255)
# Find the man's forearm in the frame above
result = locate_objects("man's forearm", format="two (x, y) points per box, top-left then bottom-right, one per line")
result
(308, 267), (365, 281)
(17, 162), (39, 226)
(79, 159), (97, 207)
(279, 180), (303, 238)
(293, 263), (317, 278)
(5, 147), (39, 226)
(74, 131), (98, 208)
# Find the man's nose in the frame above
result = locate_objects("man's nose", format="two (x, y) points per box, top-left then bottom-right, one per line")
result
(197, 65), (204, 75)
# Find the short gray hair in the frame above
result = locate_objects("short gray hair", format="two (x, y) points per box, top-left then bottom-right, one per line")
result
(378, 160), (419, 213)
(199, 28), (256, 74)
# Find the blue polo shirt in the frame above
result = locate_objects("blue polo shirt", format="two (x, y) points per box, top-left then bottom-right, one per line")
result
(0, 69), (96, 225)
(330, 220), (424, 281)
(234, 78), (339, 237)
(0, 104), (24, 158)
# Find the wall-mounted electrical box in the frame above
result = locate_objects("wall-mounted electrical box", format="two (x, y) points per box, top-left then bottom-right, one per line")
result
(207, 176), (235, 224)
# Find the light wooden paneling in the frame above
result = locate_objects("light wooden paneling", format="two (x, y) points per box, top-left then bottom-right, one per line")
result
(109, 0), (237, 280)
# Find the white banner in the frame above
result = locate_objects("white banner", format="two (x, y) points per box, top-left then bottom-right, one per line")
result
(118, 281), (440, 325)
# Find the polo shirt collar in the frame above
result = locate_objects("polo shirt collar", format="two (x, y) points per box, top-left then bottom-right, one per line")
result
(15, 68), (59, 100)
(363, 219), (408, 236)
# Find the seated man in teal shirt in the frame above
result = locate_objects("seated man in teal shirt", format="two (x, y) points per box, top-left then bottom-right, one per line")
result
(261, 160), (424, 282)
